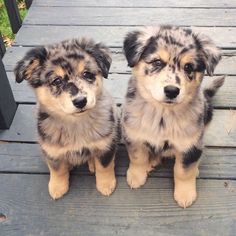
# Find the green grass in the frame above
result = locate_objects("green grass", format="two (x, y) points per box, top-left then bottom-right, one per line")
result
(0, 0), (27, 47)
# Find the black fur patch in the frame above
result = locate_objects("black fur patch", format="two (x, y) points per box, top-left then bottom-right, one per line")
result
(193, 35), (202, 50)
(42, 149), (60, 170)
(29, 78), (43, 88)
(171, 65), (176, 73)
(64, 74), (69, 82)
(99, 142), (116, 167)
(183, 146), (202, 167)
(175, 75), (180, 84)
(145, 68), (150, 75)
(79, 147), (91, 157)
(162, 35), (184, 47)
(159, 117), (165, 128)
(52, 57), (73, 74)
(196, 59), (206, 72)
(204, 102), (213, 125)
(37, 123), (48, 141)
(45, 70), (54, 79)
(91, 47), (111, 79)
(123, 31), (142, 67)
(126, 87), (136, 99)
(145, 142), (159, 158)
(38, 112), (49, 121)
(183, 28), (192, 36)
(163, 141), (171, 151)
(179, 47), (190, 55)
(25, 47), (48, 64)
(204, 89), (215, 98)
(64, 82), (79, 96)
(141, 36), (158, 59)
(66, 54), (84, 60)
(109, 108), (115, 122)
(198, 113), (203, 126)
(37, 112), (50, 140)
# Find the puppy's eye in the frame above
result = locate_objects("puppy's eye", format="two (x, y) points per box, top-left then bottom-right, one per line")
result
(151, 59), (166, 68)
(184, 63), (194, 76)
(51, 77), (62, 86)
(83, 71), (96, 82)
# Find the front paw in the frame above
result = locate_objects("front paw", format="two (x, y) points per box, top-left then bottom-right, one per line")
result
(96, 176), (116, 196)
(48, 178), (69, 200)
(174, 182), (197, 208)
(127, 167), (148, 189)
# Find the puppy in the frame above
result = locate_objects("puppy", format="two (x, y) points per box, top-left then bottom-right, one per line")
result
(15, 38), (118, 199)
(122, 26), (224, 208)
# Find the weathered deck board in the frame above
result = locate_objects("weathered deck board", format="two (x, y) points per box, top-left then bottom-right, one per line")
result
(6, 71), (236, 108)
(13, 25), (236, 48)
(23, 7), (236, 26)
(0, 105), (235, 147)
(1, 0), (236, 234)
(0, 174), (236, 236)
(32, 0), (236, 8)
(1, 143), (236, 179)
(3, 47), (236, 75)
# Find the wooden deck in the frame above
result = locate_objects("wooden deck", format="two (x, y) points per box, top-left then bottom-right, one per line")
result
(1, 0), (236, 235)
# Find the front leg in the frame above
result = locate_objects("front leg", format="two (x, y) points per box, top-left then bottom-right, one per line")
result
(47, 160), (70, 200)
(94, 145), (116, 196)
(174, 146), (202, 208)
(126, 142), (152, 189)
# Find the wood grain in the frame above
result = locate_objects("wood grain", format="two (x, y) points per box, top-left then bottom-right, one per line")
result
(0, 174), (235, 236)
(23, 7), (236, 26)
(0, 143), (236, 179)
(13, 25), (236, 48)
(32, 0), (236, 8)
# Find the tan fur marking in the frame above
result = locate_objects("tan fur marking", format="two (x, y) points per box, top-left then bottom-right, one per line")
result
(76, 61), (85, 74)
(180, 52), (195, 66)
(48, 162), (70, 200)
(174, 154), (199, 208)
(94, 157), (116, 196)
(157, 49), (170, 63)
(54, 66), (65, 77)
(25, 60), (40, 80)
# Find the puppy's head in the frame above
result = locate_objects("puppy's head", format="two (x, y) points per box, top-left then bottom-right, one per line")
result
(15, 38), (111, 115)
(123, 26), (221, 105)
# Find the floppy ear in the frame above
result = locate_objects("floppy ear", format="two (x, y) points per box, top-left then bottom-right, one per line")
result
(123, 31), (145, 67)
(91, 43), (112, 79)
(14, 47), (47, 84)
(194, 34), (221, 76)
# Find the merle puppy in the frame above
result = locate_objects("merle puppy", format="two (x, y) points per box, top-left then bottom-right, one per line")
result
(15, 38), (118, 199)
(122, 26), (224, 208)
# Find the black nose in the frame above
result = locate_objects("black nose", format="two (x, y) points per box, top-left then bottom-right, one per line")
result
(164, 86), (180, 99)
(73, 97), (87, 109)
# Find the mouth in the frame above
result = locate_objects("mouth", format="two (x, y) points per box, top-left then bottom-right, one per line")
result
(163, 100), (179, 105)
(75, 109), (87, 114)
